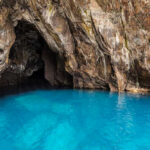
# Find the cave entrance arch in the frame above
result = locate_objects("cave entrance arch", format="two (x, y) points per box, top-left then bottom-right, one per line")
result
(7, 20), (73, 89)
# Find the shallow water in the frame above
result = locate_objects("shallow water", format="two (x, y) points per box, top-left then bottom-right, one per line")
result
(0, 89), (150, 150)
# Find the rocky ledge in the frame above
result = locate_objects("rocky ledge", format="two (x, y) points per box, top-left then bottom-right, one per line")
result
(0, 0), (150, 92)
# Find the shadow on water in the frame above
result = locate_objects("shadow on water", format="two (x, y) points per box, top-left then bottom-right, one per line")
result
(0, 82), (150, 99)
(0, 80), (52, 98)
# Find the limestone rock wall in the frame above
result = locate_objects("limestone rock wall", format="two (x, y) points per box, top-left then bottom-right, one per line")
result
(0, 0), (150, 92)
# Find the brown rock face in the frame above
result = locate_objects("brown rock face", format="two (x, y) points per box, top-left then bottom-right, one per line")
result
(0, 0), (150, 92)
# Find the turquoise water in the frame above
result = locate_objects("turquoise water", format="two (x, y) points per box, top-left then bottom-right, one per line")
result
(0, 89), (150, 150)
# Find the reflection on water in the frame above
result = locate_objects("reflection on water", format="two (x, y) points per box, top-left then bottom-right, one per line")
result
(117, 93), (126, 110)
(0, 89), (150, 150)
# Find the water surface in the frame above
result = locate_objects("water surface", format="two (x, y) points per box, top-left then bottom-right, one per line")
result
(0, 89), (150, 150)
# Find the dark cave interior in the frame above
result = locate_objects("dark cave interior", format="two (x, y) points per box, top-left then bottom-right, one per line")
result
(0, 20), (73, 89)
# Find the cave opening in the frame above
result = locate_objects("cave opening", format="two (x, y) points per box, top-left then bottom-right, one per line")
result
(1, 20), (73, 89)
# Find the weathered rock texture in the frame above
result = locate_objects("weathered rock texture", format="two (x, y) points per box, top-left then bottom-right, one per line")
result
(0, 0), (150, 92)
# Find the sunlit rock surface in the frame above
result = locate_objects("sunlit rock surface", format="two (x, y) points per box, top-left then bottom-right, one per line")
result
(0, 0), (150, 92)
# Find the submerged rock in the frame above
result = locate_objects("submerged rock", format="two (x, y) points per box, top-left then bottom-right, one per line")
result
(0, 0), (149, 92)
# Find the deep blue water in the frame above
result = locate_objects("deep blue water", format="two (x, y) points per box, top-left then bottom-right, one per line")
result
(0, 89), (150, 150)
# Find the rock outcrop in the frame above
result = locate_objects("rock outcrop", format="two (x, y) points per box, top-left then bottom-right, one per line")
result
(0, 0), (150, 92)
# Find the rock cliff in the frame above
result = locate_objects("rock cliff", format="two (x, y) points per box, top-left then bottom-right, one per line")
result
(0, 0), (150, 92)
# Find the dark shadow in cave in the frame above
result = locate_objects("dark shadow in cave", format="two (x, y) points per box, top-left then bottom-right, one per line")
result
(0, 20), (73, 94)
